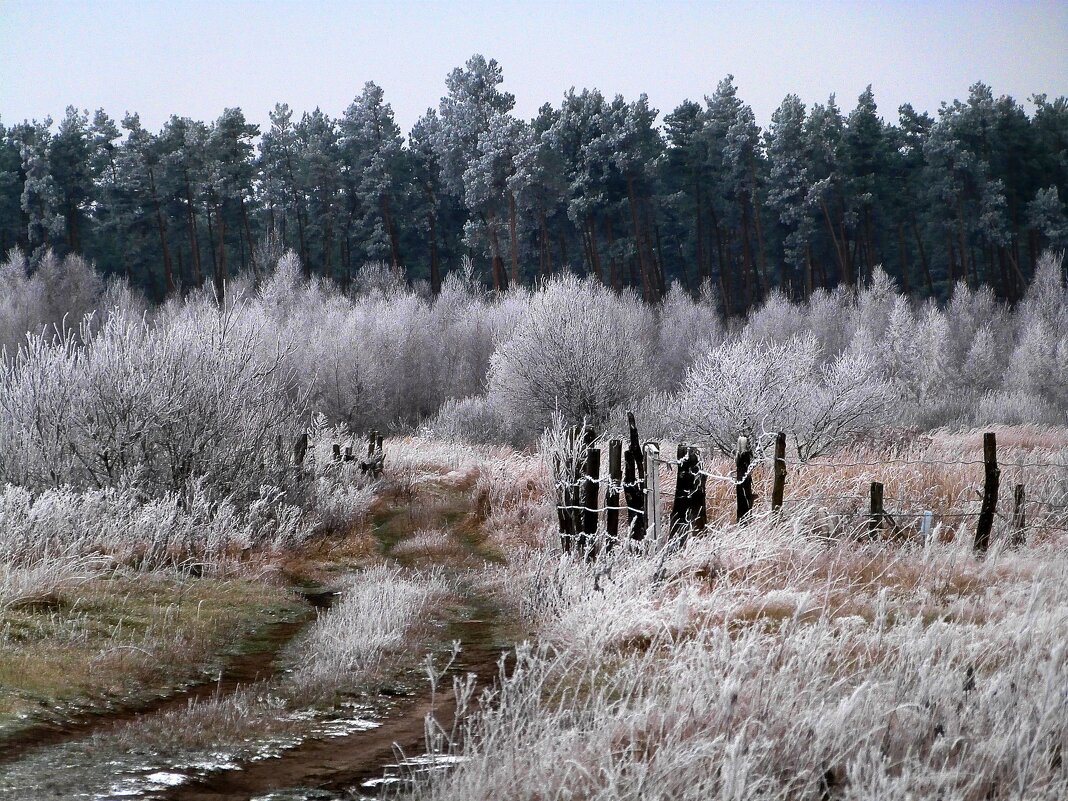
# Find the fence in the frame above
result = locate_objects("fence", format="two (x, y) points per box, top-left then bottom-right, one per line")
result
(553, 416), (1068, 560)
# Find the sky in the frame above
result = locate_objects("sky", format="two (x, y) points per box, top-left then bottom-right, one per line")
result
(2, 0), (1067, 135)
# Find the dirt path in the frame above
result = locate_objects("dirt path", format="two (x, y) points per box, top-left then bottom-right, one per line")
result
(0, 472), (517, 800)
(161, 594), (507, 800)
(158, 479), (515, 801)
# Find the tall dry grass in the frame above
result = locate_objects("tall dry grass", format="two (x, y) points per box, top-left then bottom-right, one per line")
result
(403, 427), (1068, 801)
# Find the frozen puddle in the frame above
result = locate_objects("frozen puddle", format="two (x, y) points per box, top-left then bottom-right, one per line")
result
(361, 752), (469, 791)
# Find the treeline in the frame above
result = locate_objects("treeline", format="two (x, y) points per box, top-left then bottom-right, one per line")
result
(3, 55), (1067, 307)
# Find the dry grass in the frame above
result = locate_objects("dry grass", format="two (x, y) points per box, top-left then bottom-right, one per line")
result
(399, 427), (1068, 801)
(0, 572), (300, 727)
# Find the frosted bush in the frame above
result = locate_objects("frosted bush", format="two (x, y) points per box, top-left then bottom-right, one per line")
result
(422, 395), (514, 445)
(676, 335), (894, 458)
(655, 280), (723, 388)
(0, 248), (106, 354)
(0, 301), (306, 505)
(488, 274), (654, 436)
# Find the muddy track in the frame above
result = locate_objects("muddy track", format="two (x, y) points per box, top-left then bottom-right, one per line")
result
(161, 594), (508, 800)
(1, 476), (518, 800)
(0, 590), (330, 766)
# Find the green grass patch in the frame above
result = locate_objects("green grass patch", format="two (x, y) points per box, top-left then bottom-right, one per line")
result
(0, 572), (303, 729)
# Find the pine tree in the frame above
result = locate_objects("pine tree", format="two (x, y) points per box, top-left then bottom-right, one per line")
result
(17, 119), (65, 262)
(766, 94), (813, 295)
(340, 82), (406, 275)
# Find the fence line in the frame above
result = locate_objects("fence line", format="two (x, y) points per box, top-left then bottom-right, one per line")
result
(553, 417), (1067, 560)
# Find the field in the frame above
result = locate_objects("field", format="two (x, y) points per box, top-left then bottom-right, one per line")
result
(1, 425), (1066, 800)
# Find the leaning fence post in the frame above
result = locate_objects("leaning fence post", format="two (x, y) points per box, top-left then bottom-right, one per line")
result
(868, 481), (885, 539)
(735, 436), (754, 523)
(627, 411), (645, 482)
(1010, 483), (1026, 547)
(666, 442), (700, 551)
(670, 445), (696, 546)
(771, 432), (787, 512)
(605, 439), (623, 549)
(644, 443), (661, 542)
(973, 432), (1000, 554)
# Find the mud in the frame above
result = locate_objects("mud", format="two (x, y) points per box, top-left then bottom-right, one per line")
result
(159, 593), (509, 800)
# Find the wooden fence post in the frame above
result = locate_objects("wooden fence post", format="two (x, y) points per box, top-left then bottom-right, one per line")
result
(627, 411), (645, 482)
(623, 450), (646, 541)
(623, 412), (647, 541)
(974, 432), (1000, 554)
(294, 432), (309, 467)
(670, 445), (701, 547)
(580, 447), (601, 558)
(606, 439), (623, 549)
(1010, 483), (1026, 547)
(344, 444), (354, 462)
(735, 436), (754, 523)
(693, 467), (707, 535)
(772, 431), (787, 512)
(367, 430), (378, 458)
(332, 443), (342, 462)
(644, 443), (661, 542)
(868, 481), (884, 539)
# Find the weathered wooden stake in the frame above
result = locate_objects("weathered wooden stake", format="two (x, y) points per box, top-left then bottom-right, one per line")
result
(294, 432), (309, 467)
(1010, 483), (1026, 547)
(693, 469), (708, 535)
(771, 431), (787, 512)
(868, 481), (885, 539)
(332, 443), (342, 462)
(974, 432), (1000, 554)
(367, 430), (378, 458)
(566, 425), (583, 542)
(623, 450), (646, 540)
(627, 411), (645, 481)
(605, 439), (623, 549)
(735, 436), (754, 523)
(344, 444), (354, 462)
(670, 445), (700, 547)
(580, 447), (601, 558)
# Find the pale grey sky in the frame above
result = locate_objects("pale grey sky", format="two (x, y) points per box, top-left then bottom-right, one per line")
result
(2, 0), (1066, 134)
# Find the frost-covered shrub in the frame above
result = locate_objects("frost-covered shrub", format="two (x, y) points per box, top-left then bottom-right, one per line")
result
(0, 300), (306, 505)
(421, 395), (514, 445)
(488, 275), (654, 436)
(0, 248), (107, 353)
(676, 335), (894, 458)
(655, 281), (723, 389)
